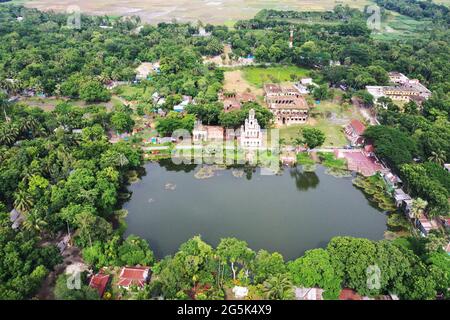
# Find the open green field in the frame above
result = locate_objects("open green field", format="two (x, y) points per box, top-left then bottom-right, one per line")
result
(280, 121), (348, 147)
(242, 66), (310, 88)
(372, 11), (434, 41)
(18, 0), (373, 24)
(279, 100), (365, 147)
(17, 95), (123, 111)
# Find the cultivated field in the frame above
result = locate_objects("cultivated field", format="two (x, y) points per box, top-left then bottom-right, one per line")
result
(19, 0), (372, 24)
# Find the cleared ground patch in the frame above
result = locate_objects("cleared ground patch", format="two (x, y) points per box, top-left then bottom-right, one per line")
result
(223, 69), (263, 98)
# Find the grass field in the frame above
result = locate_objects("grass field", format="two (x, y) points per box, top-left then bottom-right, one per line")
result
(279, 100), (365, 147)
(18, 95), (123, 111)
(242, 66), (310, 88)
(372, 11), (433, 41)
(18, 0), (373, 24)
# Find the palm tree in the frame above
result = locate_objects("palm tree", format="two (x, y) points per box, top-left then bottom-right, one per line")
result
(22, 212), (47, 234)
(262, 274), (294, 300)
(0, 94), (11, 122)
(411, 198), (428, 227)
(116, 153), (129, 167)
(428, 150), (446, 166)
(0, 123), (19, 146)
(19, 117), (39, 135)
(96, 73), (111, 85)
(14, 190), (34, 213)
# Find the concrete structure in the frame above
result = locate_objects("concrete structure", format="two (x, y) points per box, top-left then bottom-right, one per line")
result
(135, 62), (160, 80)
(393, 189), (412, 208)
(173, 95), (193, 112)
(264, 84), (309, 126)
(388, 72), (409, 84)
(289, 28), (294, 48)
(366, 73), (431, 105)
(295, 287), (324, 300)
(416, 214), (439, 236)
(219, 92), (256, 113)
(192, 121), (224, 142)
(444, 242), (450, 255)
(240, 109), (262, 148)
(9, 209), (24, 230)
(232, 286), (248, 299)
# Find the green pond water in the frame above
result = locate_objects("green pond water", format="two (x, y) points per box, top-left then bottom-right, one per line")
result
(124, 160), (387, 260)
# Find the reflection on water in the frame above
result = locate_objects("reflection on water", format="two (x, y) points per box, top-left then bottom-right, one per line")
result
(124, 162), (386, 260)
(289, 167), (320, 191)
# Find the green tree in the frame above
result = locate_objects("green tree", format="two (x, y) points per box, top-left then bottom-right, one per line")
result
(410, 198), (428, 226)
(54, 274), (99, 300)
(217, 238), (255, 281)
(111, 112), (135, 133)
(262, 274), (294, 300)
(301, 128), (326, 149)
(118, 235), (155, 266)
(288, 249), (342, 299)
(252, 250), (286, 284)
(79, 80), (111, 103)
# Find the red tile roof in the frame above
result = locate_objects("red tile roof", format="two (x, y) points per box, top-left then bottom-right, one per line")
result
(364, 144), (375, 153)
(117, 267), (150, 288)
(339, 288), (362, 300)
(89, 273), (110, 298)
(350, 119), (366, 136)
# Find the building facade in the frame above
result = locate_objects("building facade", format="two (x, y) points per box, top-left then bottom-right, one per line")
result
(240, 109), (262, 148)
(366, 72), (431, 105)
(264, 84), (309, 126)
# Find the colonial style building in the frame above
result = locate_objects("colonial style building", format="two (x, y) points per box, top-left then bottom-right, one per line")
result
(219, 91), (256, 113)
(264, 84), (309, 126)
(366, 72), (431, 105)
(192, 121), (224, 142)
(240, 109), (262, 148)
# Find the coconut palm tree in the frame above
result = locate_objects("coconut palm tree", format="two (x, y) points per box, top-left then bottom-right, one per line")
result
(22, 212), (47, 234)
(0, 93), (11, 122)
(0, 123), (19, 145)
(116, 153), (129, 168)
(19, 116), (39, 135)
(428, 150), (446, 166)
(262, 274), (294, 300)
(411, 198), (428, 227)
(14, 190), (34, 213)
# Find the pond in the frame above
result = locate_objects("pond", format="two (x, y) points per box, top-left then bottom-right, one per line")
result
(124, 160), (387, 260)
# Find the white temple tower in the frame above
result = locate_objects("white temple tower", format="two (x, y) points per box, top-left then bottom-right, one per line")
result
(240, 109), (262, 148)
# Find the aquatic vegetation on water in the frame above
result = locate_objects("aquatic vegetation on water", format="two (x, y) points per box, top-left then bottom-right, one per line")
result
(324, 167), (352, 178)
(194, 165), (227, 179)
(165, 183), (177, 190)
(232, 169), (245, 178)
(353, 175), (397, 212)
(302, 164), (317, 172)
